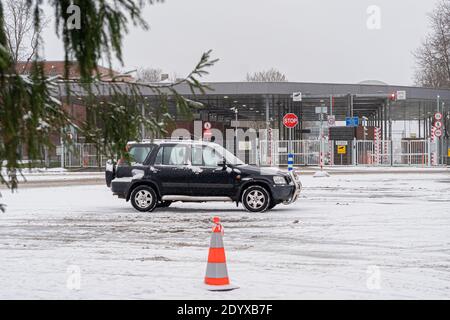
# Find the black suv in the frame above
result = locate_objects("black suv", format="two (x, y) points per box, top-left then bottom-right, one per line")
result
(105, 140), (301, 213)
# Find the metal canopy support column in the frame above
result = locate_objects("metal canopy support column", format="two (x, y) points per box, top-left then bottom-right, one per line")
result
(418, 103), (422, 139)
(351, 94), (354, 118)
(382, 103), (386, 140)
(347, 93), (351, 118)
(388, 100), (393, 166)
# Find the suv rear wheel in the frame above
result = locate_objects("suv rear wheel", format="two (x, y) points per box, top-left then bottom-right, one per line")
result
(130, 186), (157, 212)
(242, 185), (271, 213)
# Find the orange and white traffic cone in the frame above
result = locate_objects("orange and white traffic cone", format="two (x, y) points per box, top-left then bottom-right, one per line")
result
(204, 217), (238, 291)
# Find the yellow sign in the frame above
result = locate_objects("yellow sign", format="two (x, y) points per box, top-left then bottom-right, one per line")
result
(448, 148), (450, 157)
(337, 145), (346, 154)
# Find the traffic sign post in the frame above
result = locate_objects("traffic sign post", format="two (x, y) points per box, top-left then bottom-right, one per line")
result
(203, 122), (212, 130)
(283, 113), (299, 162)
(283, 113), (299, 128)
(203, 128), (212, 140)
(287, 154), (294, 171)
(292, 92), (302, 102)
(430, 112), (444, 165)
(203, 121), (213, 141)
(337, 145), (346, 154)
(434, 112), (443, 121)
(327, 115), (336, 127)
(396, 90), (406, 100)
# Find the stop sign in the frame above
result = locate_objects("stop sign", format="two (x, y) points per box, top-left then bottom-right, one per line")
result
(283, 113), (299, 128)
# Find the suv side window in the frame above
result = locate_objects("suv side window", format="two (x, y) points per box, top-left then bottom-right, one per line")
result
(155, 145), (189, 166)
(191, 146), (203, 166)
(191, 145), (222, 167)
(128, 145), (154, 164)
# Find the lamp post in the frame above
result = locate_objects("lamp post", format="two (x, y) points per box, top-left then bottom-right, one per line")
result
(230, 106), (238, 155)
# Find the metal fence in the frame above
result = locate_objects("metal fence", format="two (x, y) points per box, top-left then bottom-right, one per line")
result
(260, 140), (330, 166)
(261, 139), (440, 167)
(39, 143), (109, 168)
(38, 140), (442, 168)
(63, 143), (109, 168)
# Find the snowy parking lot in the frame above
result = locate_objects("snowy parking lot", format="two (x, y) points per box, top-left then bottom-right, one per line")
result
(0, 171), (449, 299)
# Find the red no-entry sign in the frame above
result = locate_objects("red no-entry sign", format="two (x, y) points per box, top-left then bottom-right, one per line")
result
(283, 113), (299, 128)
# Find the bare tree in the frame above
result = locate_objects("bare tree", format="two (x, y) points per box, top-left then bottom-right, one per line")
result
(414, 0), (450, 88)
(3, 0), (50, 70)
(246, 68), (288, 82)
(136, 67), (163, 82)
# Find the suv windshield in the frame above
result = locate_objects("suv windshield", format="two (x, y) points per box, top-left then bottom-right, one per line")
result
(210, 143), (245, 165)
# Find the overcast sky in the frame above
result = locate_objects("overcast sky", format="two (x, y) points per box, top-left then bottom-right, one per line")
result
(42, 0), (440, 85)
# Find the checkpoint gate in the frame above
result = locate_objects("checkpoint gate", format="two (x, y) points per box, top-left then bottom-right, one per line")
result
(259, 140), (331, 166)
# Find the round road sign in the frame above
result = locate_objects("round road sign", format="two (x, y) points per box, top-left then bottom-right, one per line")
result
(283, 113), (299, 128)
(327, 115), (336, 127)
(434, 121), (442, 129)
(434, 112), (443, 121)
(434, 128), (443, 137)
(204, 122), (212, 130)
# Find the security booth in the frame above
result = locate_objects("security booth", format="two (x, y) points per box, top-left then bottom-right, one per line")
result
(329, 127), (354, 165)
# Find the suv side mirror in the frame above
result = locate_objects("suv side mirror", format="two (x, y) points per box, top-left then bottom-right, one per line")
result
(217, 159), (227, 168)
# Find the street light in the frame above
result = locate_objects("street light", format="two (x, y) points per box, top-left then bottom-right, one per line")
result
(230, 107), (239, 154)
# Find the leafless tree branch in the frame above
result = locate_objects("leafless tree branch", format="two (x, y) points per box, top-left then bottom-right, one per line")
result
(414, 0), (450, 88)
(246, 68), (288, 82)
(3, 0), (50, 70)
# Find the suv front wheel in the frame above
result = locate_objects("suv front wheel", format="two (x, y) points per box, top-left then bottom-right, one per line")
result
(242, 185), (271, 213)
(130, 186), (157, 212)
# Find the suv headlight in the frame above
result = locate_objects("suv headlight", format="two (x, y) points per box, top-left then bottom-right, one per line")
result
(273, 176), (287, 185)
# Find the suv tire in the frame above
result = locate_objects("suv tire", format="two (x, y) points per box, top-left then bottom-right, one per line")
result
(242, 185), (271, 213)
(130, 186), (157, 212)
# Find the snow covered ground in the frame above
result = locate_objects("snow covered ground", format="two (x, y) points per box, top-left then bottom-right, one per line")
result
(0, 172), (449, 299)
(0, 169), (104, 183)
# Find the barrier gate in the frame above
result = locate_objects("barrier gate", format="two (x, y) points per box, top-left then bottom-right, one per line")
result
(260, 140), (331, 166)
(261, 139), (439, 167)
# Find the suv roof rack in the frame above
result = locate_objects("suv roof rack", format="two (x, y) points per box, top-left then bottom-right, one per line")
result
(128, 138), (212, 144)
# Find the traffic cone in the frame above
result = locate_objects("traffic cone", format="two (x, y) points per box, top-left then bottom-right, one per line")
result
(204, 217), (238, 291)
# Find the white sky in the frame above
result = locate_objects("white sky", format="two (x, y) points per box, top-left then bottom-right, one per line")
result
(41, 0), (441, 85)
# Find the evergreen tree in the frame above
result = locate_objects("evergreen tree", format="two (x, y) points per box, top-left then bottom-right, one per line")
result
(0, 0), (217, 212)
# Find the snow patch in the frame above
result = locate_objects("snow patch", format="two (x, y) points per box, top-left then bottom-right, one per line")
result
(186, 165), (203, 174)
(131, 169), (145, 179)
(313, 171), (330, 178)
(130, 162), (146, 167)
(36, 119), (50, 131)
(22, 111), (32, 121)
(105, 161), (114, 172)
(260, 167), (283, 176)
(111, 177), (132, 182)
(149, 166), (160, 173)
